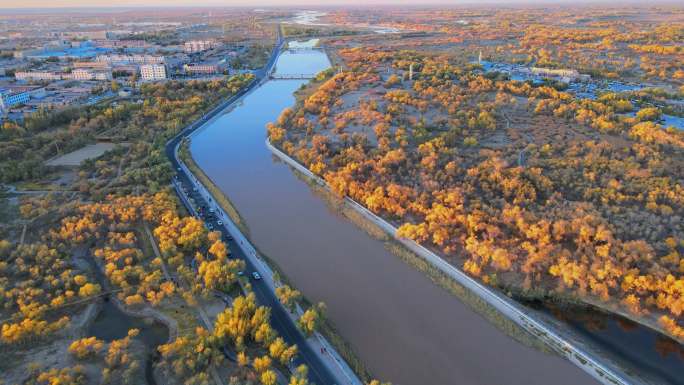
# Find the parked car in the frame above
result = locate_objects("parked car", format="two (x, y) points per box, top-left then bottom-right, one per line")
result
(251, 272), (261, 280)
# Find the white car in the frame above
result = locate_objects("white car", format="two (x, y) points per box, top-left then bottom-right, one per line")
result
(252, 272), (262, 280)
(217, 220), (223, 225)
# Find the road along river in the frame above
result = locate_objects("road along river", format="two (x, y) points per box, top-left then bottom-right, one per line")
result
(188, 42), (597, 385)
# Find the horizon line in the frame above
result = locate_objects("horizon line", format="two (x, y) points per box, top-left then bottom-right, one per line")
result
(2, 1), (684, 11)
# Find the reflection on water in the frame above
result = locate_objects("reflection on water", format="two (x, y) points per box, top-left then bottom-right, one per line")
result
(86, 255), (169, 385)
(538, 303), (684, 385)
(89, 300), (168, 349)
(274, 50), (331, 76)
(88, 298), (169, 385)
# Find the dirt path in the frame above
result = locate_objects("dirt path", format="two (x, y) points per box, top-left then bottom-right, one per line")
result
(143, 222), (225, 385)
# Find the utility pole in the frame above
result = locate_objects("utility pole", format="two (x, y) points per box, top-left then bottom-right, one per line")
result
(409, 63), (413, 81)
(478, 50), (482, 65)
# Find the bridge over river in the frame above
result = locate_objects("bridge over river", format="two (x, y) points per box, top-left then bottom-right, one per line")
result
(270, 73), (316, 79)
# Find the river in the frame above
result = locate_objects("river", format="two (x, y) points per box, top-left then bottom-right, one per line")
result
(190, 41), (683, 384)
(189, 42), (592, 385)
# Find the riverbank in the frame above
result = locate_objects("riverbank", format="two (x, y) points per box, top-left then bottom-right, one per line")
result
(265, 138), (636, 385)
(177, 140), (368, 384)
(178, 141), (251, 237)
(296, 170), (558, 354)
(506, 280), (684, 348)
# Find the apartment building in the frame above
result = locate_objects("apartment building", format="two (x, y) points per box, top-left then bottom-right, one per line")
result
(0, 86), (47, 112)
(96, 54), (164, 65)
(61, 30), (108, 40)
(140, 64), (167, 80)
(15, 71), (62, 81)
(92, 39), (150, 49)
(0, 88), (30, 112)
(73, 61), (112, 70)
(70, 68), (112, 81)
(184, 40), (219, 53)
(183, 63), (220, 75)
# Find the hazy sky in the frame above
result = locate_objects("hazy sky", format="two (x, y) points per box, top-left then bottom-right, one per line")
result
(0, 0), (661, 9)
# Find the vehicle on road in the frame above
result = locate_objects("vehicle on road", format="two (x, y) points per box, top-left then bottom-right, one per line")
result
(252, 272), (261, 280)
(217, 220), (223, 225)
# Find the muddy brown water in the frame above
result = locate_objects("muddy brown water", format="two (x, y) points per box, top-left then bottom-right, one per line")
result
(189, 47), (596, 385)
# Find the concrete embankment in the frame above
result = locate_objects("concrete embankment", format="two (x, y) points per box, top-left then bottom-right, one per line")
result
(265, 139), (636, 385)
(173, 140), (363, 385)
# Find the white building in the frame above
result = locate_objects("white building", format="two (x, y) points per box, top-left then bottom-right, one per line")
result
(140, 64), (167, 81)
(184, 40), (218, 53)
(15, 71), (63, 81)
(70, 68), (112, 81)
(97, 54), (165, 65)
(183, 63), (221, 75)
(62, 30), (107, 40)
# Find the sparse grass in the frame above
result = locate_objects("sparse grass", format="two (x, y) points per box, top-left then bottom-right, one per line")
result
(137, 224), (156, 260)
(0, 197), (19, 227)
(318, 314), (373, 383)
(15, 181), (65, 192)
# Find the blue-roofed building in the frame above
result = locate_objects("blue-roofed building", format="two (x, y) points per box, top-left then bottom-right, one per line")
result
(0, 88), (31, 113)
(20, 41), (112, 60)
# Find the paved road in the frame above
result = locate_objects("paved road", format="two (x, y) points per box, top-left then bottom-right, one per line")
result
(164, 29), (341, 385)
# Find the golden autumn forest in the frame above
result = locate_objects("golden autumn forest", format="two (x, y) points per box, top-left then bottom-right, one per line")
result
(1, 4), (684, 385)
(267, 17), (684, 342)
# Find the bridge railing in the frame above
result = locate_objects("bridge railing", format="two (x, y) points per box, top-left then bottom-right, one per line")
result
(270, 73), (316, 80)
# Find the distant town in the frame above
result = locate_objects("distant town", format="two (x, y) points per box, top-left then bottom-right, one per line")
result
(0, 11), (274, 121)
